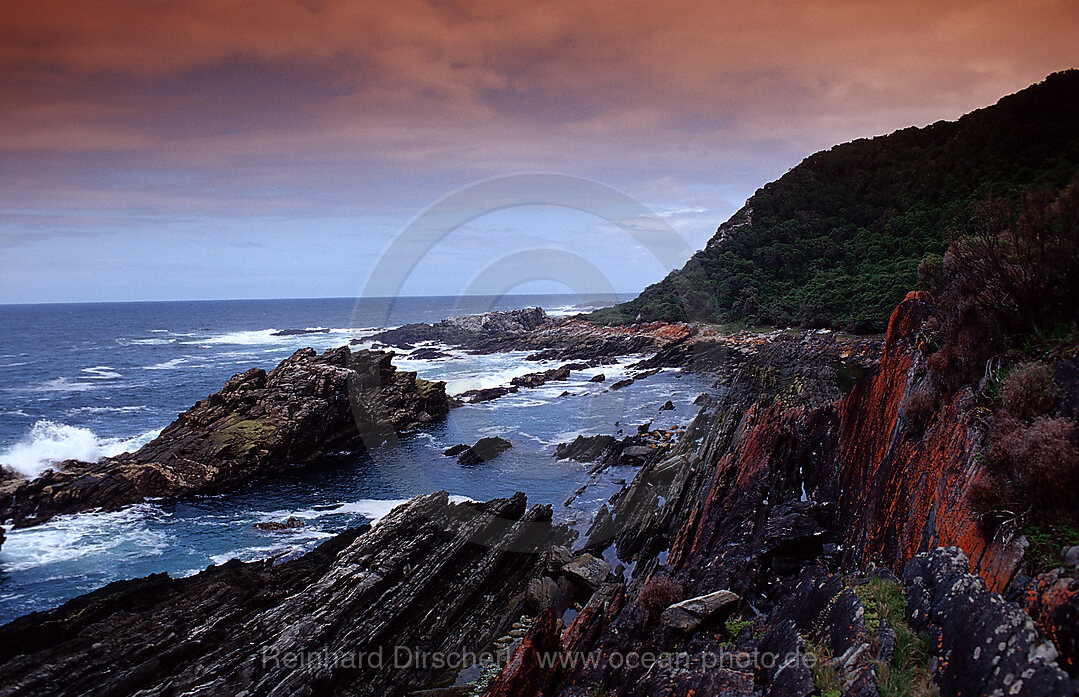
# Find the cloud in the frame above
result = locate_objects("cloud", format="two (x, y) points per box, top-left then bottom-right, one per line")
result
(0, 0), (1076, 299)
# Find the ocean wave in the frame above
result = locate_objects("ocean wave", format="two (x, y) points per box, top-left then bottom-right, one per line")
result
(0, 420), (162, 477)
(142, 357), (188, 371)
(0, 503), (170, 572)
(185, 326), (370, 347)
(27, 377), (102, 393)
(66, 405), (150, 416)
(124, 337), (176, 346)
(81, 366), (121, 380)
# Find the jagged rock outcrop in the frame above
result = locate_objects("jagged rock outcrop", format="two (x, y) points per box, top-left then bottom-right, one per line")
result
(0, 492), (571, 697)
(454, 437), (513, 465)
(371, 308), (693, 362)
(0, 347), (450, 527)
(553, 435), (616, 462)
(483, 292), (1077, 695)
(371, 308), (550, 349)
(903, 547), (1075, 696)
(510, 363), (585, 388)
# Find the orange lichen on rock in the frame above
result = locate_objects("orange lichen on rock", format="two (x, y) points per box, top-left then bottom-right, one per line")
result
(1021, 569), (1079, 672)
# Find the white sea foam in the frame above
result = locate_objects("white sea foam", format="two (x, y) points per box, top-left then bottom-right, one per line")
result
(186, 326), (370, 347)
(81, 366), (121, 380)
(142, 357), (188, 371)
(126, 337), (175, 346)
(0, 504), (170, 572)
(0, 420), (162, 477)
(66, 405), (149, 416)
(28, 377), (101, 393)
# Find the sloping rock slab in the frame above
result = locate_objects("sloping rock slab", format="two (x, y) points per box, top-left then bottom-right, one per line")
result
(659, 589), (739, 631)
(0, 492), (571, 697)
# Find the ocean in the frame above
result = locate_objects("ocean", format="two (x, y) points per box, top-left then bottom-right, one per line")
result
(0, 295), (716, 623)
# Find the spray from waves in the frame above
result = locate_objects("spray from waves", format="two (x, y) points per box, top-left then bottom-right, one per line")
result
(0, 420), (162, 477)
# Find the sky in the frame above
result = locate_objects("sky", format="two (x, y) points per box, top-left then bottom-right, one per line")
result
(1, 0), (1077, 303)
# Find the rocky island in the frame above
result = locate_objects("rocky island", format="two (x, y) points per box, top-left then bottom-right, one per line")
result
(0, 347), (450, 528)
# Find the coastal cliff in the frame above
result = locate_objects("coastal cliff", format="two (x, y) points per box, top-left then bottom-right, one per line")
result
(484, 292), (1079, 696)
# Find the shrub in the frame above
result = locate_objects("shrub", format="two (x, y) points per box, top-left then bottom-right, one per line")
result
(637, 575), (683, 622)
(1000, 362), (1060, 419)
(900, 383), (940, 435)
(924, 180), (1079, 393)
(984, 415), (1079, 514)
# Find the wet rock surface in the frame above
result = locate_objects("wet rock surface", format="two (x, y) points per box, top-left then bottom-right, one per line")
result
(454, 436), (513, 465)
(0, 347), (450, 528)
(0, 492), (571, 697)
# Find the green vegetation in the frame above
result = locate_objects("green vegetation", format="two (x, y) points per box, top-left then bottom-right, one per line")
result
(212, 418), (276, 457)
(855, 578), (936, 697)
(464, 661), (502, 697)
(804, 636), (843, 697)
(590, 70), (1079, 333)
(412, 377), (444, 400)
(719, 616), (753, 648)
(1024, 521), (1079, 574)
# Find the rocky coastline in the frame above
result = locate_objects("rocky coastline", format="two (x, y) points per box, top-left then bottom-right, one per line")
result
(1, 300), (1076, 696)
(0, 346), (450, 528)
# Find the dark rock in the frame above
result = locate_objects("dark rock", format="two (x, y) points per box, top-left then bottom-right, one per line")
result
(525, 577), (568, 614)
(455, 385), (518, 404)
(544, 545), (574, 573)
(456, 437), (512, 465)
(1021, 568), (1079, 675)
(659, 589), (739, 631)
(0, 492), (571, 697)
(610, 377), (634, 390)
(588, 374), (605, 383)
(0, 348), (450, 528)
(562, 554), (610, 594)
(443, 444), (470, 457)
(659, 400), (674, 411)
(253, 516), (306, 531)
(693, 393), (711, 406)
(510, 363), (579, 388)
(370, 308), (550, 349)
(903, 547), (1073, 696)
(554, 435), (616, 462)
(410, 347), (452, 360)
(484, 608), (564, 697)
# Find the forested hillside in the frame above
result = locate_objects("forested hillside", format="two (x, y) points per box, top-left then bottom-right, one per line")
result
(592, 70), (1079, 332)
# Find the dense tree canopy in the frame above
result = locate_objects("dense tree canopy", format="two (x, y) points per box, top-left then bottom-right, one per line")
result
(591, 70), (1079, 333)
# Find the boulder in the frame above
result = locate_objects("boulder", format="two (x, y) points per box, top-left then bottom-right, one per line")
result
(553, 435), (616, 462)
(442, 444), (470, 457)
(410, 347), (452, 360)
(589, 374), (605, 383)
(561, 554), (610, 594)
(525, 576), (568, 613)
(253, 516), (306, 531)
(457, 437), (513, 465)
(659, 589), (740, 632)
(455, 385), (518, 404)
(659, 400), (674, 411)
